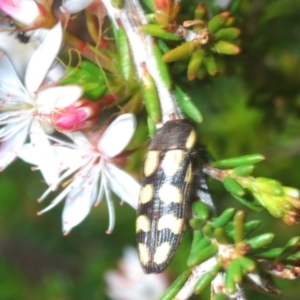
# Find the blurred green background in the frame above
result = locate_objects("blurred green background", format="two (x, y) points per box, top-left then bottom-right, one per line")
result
(1, 0), (300, 299)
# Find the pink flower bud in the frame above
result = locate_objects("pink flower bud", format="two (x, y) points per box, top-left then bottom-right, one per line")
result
(53, 99), (101, 132)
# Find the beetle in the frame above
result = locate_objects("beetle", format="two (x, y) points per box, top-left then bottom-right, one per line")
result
(136, 119), (198, 274)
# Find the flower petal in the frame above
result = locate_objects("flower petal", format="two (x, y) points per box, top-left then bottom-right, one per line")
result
(37, 85), (83, 112)
(0, 31), (35, 79)
(0, 0), (40, 26)
(61, 179), (95, 234)
(25, 22), (63, 95)
(60, 0), (93, 14)
(105, 164), (140, 209)
(98, 114), (136, 158)
(28, 120), (60, 187)
(0, 120), (30, 170)
(0, 51), (26, 92)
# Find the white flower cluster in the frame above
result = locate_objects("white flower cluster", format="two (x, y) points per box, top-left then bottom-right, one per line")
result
(0, 3), (140, 234)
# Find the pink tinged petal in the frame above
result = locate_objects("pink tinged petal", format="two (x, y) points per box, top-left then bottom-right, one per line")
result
(105, 164), (140, 209)
(102, 174), (115, 233)
(61, 179), (95, 234)
(0, 51), (27, 93)
(38, 184), (72, 216)
(60, 0), (93, 14)
(0, 116), (31, 140)
(52, 99), (100, 132)
(67, 131), (92, 148)
(38, 157), (82, 202)
(37, 85), (83, 115)
(16, 143), (37, 165)
(29, 120), (60, 187)
(52, 146), (85, 171)
(25, 22), (63, 95)
(98, 114), (136, 158)
(0, 120), (31, 170)
(0, 0), (40, 26)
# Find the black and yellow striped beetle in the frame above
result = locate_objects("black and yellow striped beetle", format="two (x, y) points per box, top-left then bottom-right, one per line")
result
(136, 119), (198, 274)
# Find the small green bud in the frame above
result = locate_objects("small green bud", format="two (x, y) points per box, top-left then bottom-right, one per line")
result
(225, 260), (242, 294)
(246, 233), (275, 250)
(202, 224), (214, 236)
(212, 154), (265, 169)
(223, 177), (245, 197)
(140, 24), (182, 41)
(192, 201), (210, 220)
(152, 42), (172, 90)
(203, 53), (217, 76)
(189, 218), (206, 230)
(194, 263), (221, 294)
(212, 208), (235, 228)
(287, 251), (300, 262)
(239, 257), (256, 273)
(163, 41), (199, 62)
(161, 270), (191, 300)
(117, 27), (134, 80)
(226, 220), (261, 240)
(174, 86), (203, 123)
(213, 27), (241, 40)
(214, 227), (230, 244)
(232, 195), (263, 212)
(257, 248), (282, 259)
(208, 11), (231, 34)
(277, 237), (300, 262)
(187, 231), (211, 267)
(233, 210), (245, 243)
(187, 244), (218, 267)
(253, 178), (283, 196)
(187, 49), (205, 81)
(141, 65), (161, 124)
(194, 3), (207, 21)
(243, 220), (261, 236)
(232, 164), (254, 176)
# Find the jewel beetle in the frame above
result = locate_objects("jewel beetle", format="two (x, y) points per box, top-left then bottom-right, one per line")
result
(136, 119), (198, 274)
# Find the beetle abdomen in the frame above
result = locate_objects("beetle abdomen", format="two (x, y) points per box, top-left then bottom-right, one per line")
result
(137, 120), (197, 273)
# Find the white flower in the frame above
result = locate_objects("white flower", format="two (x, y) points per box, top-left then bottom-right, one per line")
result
(0, 22), (82, 187)
(105, 247), (169, 300)
(0, 0), (40, 26)
(19, 113), (140, 234)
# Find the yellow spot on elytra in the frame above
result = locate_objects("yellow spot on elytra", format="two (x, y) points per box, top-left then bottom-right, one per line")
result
(138, 243), (151, 264)
(185, 129), (197, 149)
(136, 215), (151, 233)
(153, 242), (171, 265)
(161, 150), (184, 176)
(144, 151), (160, 177)
(185, 162), (192, 183)
(157, 215), (184, 234)
(139, 184), (154, 204)
(159, 183), (182, 203)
